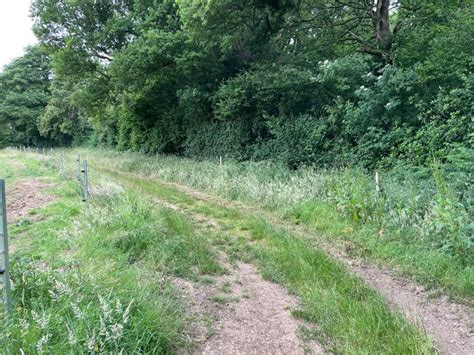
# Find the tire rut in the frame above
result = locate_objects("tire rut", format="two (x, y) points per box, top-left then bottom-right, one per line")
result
(153, 197), (324, 354)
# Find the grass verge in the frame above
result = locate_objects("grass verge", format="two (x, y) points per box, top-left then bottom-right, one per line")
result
(80, 148), (473, 300)
(0, 150), (222, 353)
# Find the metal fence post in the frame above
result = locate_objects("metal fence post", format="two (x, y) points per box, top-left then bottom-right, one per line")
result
(81, 160), (89, 202)
(0, 180), (12, 317)
(76, 154), (81, 182)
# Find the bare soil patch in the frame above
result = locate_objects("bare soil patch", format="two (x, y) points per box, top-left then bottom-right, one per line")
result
(347, 259), (473, 355)
(6, 178), (56, 223)
(174, 261), (323, 355)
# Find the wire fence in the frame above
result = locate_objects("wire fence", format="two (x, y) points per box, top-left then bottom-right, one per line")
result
(1, 147), (94, 316)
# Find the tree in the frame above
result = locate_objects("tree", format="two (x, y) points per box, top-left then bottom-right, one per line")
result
(0, 46), (51, 147)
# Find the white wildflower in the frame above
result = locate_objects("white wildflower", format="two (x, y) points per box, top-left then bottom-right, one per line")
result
(31, 311), (49, 329)
(67, 325), (77, 345)
(36, 333), (51, 354)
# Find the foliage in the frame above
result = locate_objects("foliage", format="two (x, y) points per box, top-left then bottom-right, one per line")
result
(0, 46), (51, 147)
(1, 1), (472, 169)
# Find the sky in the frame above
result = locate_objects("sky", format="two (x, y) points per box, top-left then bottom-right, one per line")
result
(0, 0), (37, 71)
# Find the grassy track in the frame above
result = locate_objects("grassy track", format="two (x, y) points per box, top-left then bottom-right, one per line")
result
(81, 149), (473, 300)
(91, 159), (433, 353)
(1, 149), (438, 353)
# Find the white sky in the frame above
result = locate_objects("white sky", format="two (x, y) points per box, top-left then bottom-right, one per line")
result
(0, 0), (37, 71)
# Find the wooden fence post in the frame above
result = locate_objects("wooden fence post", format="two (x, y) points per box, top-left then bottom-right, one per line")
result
(375, 171), (381, 194)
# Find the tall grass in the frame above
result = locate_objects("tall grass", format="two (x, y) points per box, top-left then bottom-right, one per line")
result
(0, 151), (223, 353)
(86, 149), (473, 298)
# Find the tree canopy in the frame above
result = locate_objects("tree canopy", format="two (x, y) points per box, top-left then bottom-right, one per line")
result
(0, 0), (472, 168)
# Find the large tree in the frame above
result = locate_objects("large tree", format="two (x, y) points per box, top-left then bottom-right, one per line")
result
(0, 46), (51, 147)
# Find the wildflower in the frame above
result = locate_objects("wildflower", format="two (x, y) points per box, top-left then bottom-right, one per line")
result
(31, 310), (49, 329)
(36, 333), (51, 354)
(67, 326), (77, 345)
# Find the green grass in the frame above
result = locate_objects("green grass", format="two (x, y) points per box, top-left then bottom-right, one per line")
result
(79, 148), (473, 300)
(0, 150), (223, 353)
(94, 162), (434, 354)
(250, 220), (429, 353)
(286, 201), (474, 298)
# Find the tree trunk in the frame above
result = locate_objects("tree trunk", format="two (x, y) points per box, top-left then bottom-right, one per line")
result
(373, 0), (391, 49)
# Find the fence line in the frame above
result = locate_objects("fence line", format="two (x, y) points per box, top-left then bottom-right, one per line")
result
(18, 147), (91, 204)
(0, 148), (92, 314)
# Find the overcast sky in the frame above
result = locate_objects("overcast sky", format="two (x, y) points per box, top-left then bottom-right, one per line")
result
(0, 0), (37, 71)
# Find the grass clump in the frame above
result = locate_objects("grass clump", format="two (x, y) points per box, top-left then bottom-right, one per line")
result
(0, 151), (224, 353)
(85, 191), (223, 277)
(2, 259), (182, 354)
(248, 220), (432, 353)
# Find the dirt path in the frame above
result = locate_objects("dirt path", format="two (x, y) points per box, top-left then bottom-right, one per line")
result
(152, 178), (473, 355)
(175, 261), (323, 354)
(154, 197), (323, 354)
(6, 178), (56, 223)
(348, 261), (473, 354)
(200, 262), (322, 354)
